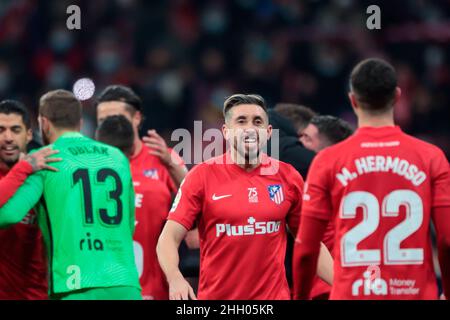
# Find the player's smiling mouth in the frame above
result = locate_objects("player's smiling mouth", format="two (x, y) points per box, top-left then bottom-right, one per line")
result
(1, 145), (19, 154)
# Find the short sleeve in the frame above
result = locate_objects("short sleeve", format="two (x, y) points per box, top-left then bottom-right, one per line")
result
(301, 151), (333, 221)
(167, 164), (204, 231)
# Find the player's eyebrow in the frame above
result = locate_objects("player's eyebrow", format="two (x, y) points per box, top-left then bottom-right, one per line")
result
(235, 115), (248, 121)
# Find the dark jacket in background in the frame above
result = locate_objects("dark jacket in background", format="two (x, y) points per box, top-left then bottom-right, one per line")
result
(267, 109), (315, 179)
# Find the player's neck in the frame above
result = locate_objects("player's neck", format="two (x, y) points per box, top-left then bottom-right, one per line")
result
(132, 138), (143, 158)
(357, 112), (395, 128)
(50, 129), (80, 144)
(229, 149), (262, 172)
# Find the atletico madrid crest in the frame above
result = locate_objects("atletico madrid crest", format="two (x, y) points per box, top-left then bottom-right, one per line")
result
(267, 185), (284, 205)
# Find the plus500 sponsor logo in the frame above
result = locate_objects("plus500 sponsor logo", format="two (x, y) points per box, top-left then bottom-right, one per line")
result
(216, 217), (281, 237)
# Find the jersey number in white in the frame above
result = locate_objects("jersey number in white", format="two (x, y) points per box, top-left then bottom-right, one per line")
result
(340, 190), (424, 266)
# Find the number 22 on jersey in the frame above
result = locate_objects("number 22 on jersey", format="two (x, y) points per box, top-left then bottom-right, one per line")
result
(340, 190), (424, 267)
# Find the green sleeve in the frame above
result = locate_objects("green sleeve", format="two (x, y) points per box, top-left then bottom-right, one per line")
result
(0, 172), (44, 227)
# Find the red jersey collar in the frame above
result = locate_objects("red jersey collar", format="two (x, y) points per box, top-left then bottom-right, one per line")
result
(356, 125), (402, 137)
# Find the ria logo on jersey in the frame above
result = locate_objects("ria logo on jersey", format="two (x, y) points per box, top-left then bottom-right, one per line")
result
(351, 268), (420, 297)
(216, 217), (281, 237)
(352, 269), (387, 297)
(79, 232), (104, 251)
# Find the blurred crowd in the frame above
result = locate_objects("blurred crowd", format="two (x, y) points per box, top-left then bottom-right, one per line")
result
(0, 0), (449, 156)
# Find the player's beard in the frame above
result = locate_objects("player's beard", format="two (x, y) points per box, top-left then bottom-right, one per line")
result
(0, 151), (19, 168)
(0, 142), (25, 168)
(232, 130), (262, 166)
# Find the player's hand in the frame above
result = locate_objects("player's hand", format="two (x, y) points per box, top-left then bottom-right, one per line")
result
(168, 276), (197, 300)
(21, 148), (62, 172)
(440, 293), (446, 300)
(142, 130), (174, 167)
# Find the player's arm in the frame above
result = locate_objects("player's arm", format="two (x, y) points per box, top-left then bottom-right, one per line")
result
(317, 242), (334, 285)
(142, 129), (187, 187)
(157, 220), (196, 300)
(286, 166), (333, 287)
(293, 215), (329, 299)
(157, 164), (204, 299)
(0, 147), (60, 206)
(433, 207), (450, 299)
(292, 152), (334, 299)
(0, 172), (44, 227)
(430, 152), (450, 299)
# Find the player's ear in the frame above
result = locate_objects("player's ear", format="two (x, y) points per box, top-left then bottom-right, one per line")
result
(133, 111), (142, 128)
(393, 87), (402, 105)
(222, 124), (228, 140)
(348, 92), (358, 111)
(266, 124), (273, 140)
(39, 116), (49, 132)
(26, 128), (33, 144)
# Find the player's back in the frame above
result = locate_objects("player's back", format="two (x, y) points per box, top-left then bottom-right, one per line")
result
(36, 132), (140, 295)
(315, 126), (447, 300)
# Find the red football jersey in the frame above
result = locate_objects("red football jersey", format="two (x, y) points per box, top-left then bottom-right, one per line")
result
(302, 126), (450, 300)
(0, 166), (48, 300)
(130, 143), (184, 300)
(168, 152), (303, 300)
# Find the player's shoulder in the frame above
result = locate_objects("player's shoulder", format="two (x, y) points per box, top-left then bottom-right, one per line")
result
(399, 131), (446, 157)
(190, 155), (221, 174)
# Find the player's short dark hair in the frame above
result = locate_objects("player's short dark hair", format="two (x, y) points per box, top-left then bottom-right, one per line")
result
(310, 115), (354, 145)
(96, 85), (142, 113)
(96, 115), (135, 157)
(0, 99), (31, 129)
(350, 58), (397, 113)
(274, 103), (317, 132)
(223, 94), (267, 121)
(39, 90), (82, 129)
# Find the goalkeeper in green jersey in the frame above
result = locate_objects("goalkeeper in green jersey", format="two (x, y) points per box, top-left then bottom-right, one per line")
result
(0, 90), (141, 300)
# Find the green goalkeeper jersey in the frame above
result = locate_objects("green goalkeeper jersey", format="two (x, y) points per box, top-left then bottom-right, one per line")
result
(0, 132), (140, 295)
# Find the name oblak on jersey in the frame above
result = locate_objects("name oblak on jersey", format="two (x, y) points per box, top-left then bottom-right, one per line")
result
(216, 217), (281, 237)
(336, 155), (427, 187)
